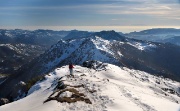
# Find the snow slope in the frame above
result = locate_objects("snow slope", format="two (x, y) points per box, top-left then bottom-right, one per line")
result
(127, 40), (156, 51)
(0, 64), (179, 111)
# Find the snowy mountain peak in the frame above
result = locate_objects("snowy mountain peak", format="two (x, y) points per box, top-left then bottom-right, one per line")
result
(25, 37), (119, 78)
(1, 64), (179, 111)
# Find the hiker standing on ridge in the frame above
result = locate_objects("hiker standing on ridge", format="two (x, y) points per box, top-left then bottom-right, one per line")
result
(69, 63), (74, 76)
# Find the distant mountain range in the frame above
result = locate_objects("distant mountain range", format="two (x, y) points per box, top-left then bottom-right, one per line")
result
(160, 36), (180, 46)
(0, 29), (70, 75)
(126, 28), (180, 46)
(0, 30), (180, 102)
(0, 44), (47, 74)
(0, 29), (70, 46)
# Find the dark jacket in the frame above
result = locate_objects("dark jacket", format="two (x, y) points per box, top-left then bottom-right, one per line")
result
(69, 64), (74, 69)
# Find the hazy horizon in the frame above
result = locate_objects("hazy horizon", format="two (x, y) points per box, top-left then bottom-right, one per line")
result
(1, 26), (180, 33)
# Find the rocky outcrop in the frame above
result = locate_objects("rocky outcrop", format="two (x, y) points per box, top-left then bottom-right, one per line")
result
(0, 98), (9, 106)
(44, 76), (93, 104)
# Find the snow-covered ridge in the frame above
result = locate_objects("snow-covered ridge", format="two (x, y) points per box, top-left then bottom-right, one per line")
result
(0, 64), (179, 111)
(91, 36), (114, 55)
(34, 37), (120, 76)
(127, 40), (157, 51)
(13, 34), (180, 84)
(44, 39), (85, 69)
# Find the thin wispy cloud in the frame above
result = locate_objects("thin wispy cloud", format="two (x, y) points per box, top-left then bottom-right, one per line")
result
(0, 0), (180, 31)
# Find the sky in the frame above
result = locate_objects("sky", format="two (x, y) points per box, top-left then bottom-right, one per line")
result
(0, 0), (180, 32)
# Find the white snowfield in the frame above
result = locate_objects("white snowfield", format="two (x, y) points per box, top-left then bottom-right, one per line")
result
(127, 40), (157, 51)
(0, 64), (179, 111)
